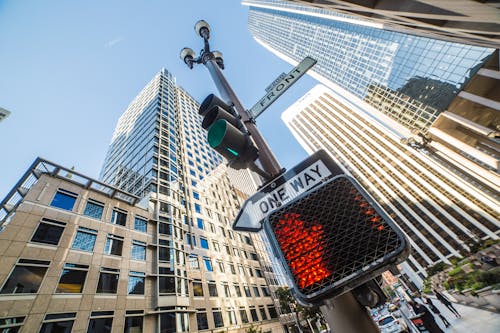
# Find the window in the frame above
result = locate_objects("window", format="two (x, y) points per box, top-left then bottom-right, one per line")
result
(131, 240), (146, 261)
(203, 258), (213, 272)
(233, 248), (240, 257)
(212, 241), (220, 252)
(250, 252), (258, 261)
(250, 307), (259, 322)
(192, 280), (203, 297)
(259, 306), (268, 321)
(50, 189), (77, 211)
(0, 316), (25, 333)
(268, 306), (278, 319)
(124, 312), (143, 333)
(239, 308), (249, 324)
(0, 259), (49, 294)
(234, 283), (242, 297)
(56, 263), (88, 293)
(200, 238), (209, 250)
(247, 267), (254, 277)
(128, 271), (145, 295)
(217, 261), (225, 273)
(87, 311), (113, 333)
(159, 268), (175, 295)
(261, 286), (271, 297)
(39, 313), (76, 333)
(71, 226), (97, 252)
(212, 308), (224, 328)
(31, 218), (66, 245)
(83, 199), (104, 220)
(238, 265), (245, 275)
(244, 286), (251, 297)
(208, 281), (218, 297)
(159, 242), (171, 263)
(224, 245), (231, 255)
(96, 267), (119, 294)
(189, 255), (200, 270)
(110, 208), (127, 226)
(194, 204), (201, 213)
(227, 308), (237, 325)
(253, 286), (260, 297)
(223, 283), (231, 297)
(229, 264), (236, 275)
(159, 222), (172, 235)
(134, 217), (147, 233)
(197, 218), (204, 229)
(196, 310), (208, 330)
(193, 192), (200, 200)
(255, 269), (263, 278)
(104, 234), (123, 256)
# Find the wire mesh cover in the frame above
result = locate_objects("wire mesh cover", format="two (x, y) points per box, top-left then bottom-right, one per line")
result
(268, 176), (404, 297)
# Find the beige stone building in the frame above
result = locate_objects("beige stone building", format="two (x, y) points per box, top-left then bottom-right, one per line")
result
(0, 158), (283, 332)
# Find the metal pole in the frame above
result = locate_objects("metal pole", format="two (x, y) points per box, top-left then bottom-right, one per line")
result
(204, 58), (283, 178)
(320, 292), (380, 333)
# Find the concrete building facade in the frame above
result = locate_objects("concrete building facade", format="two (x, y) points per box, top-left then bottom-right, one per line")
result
(281, 84), (499, 286)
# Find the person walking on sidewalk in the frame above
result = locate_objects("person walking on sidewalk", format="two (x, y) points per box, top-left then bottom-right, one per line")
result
(433, 289), (461, 318)
(424, 296), (451, 328)
(409, 301), (444, 333)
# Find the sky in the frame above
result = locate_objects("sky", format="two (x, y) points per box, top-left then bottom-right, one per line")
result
(0, 0), (317, 200)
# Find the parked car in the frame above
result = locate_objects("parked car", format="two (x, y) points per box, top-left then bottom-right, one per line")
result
(377, 314), (408, 333)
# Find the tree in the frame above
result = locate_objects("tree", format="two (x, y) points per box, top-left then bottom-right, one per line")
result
(275, 287), (324, 333)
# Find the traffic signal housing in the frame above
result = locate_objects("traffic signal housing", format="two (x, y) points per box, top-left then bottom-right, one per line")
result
(199, 94), (258, 169)
(264, 175), (409, 306)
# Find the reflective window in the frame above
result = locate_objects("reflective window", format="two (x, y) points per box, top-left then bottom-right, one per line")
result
(83, 199), (104, 220)
(208, 281), (218, 297)
(39, 313), (76, 333)
(196, 310), (208, 330)
(0, 259), (49, 294)
(131, 240), (146, 261)
(250, 307), (259, 322)
(200, 238), (209, 250)
(212, 308), (224, 328)
(96, 268), (119, 294)
(203, 258), (213, 272)
(111, 209), (127, 226)
(227, 308), (237, 325)
(128, 271), (145, 295)
(71, 227), (97, 252)
(31, 218), (66, 245)
(253, 286), (260, 297)
(50, 189), (77, 211)
(197, 218), (204, 230)
(244, 286), (251, 297)
(0, 316), (25, 333)
(193, 280), (203, 296)
(56, 263), (88, 293)
(124, 316), (143, 333)
(104, 234), (123, 256)
(87, 312), (113, 333)
(239, 308), (249, 324)
(134, 217), (147, 233)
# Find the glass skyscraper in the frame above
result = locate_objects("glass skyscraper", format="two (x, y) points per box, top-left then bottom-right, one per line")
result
(243, 0), (494, 133)
(99, 69), (284, 332)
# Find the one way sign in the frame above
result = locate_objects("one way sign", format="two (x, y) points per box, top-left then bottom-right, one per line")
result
(233, 150), (343, 232)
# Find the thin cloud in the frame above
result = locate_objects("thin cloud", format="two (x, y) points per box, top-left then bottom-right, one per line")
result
(104, 37), (124, 48)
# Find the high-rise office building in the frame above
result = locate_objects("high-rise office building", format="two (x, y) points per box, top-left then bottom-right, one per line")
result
(99, 68), (283, 332)
(281, 84), (499, 286)
(243, 0), (494, 135)
(284, 0), (500, 48)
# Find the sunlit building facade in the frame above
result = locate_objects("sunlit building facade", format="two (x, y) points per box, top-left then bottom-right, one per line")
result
(243, 0), (494, 135)
(99, 69), (283, 332)
(282, 84), (499, 286)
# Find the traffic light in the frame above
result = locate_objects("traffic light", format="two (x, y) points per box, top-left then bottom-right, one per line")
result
(264, 175), (409, 306)
(199, 94), (258, 169)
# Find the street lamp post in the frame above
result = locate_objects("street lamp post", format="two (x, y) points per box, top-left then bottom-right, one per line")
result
(180, 20), (283, 180)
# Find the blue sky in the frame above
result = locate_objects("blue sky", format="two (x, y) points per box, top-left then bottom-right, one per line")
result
(0, 0), (317, 199)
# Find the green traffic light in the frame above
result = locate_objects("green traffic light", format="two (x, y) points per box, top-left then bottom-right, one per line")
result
(208, 119), (226, 147)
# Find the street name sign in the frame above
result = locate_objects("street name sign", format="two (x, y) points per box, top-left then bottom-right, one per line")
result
(249, 56), (317, 119)
(233, 150), (343, 232)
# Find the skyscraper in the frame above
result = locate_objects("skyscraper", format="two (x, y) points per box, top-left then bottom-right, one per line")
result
(281, 84), (499, 286)
(99, 68), (283, 332)
(243, 0), (494, 134)
(284, 0), (500, 48)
